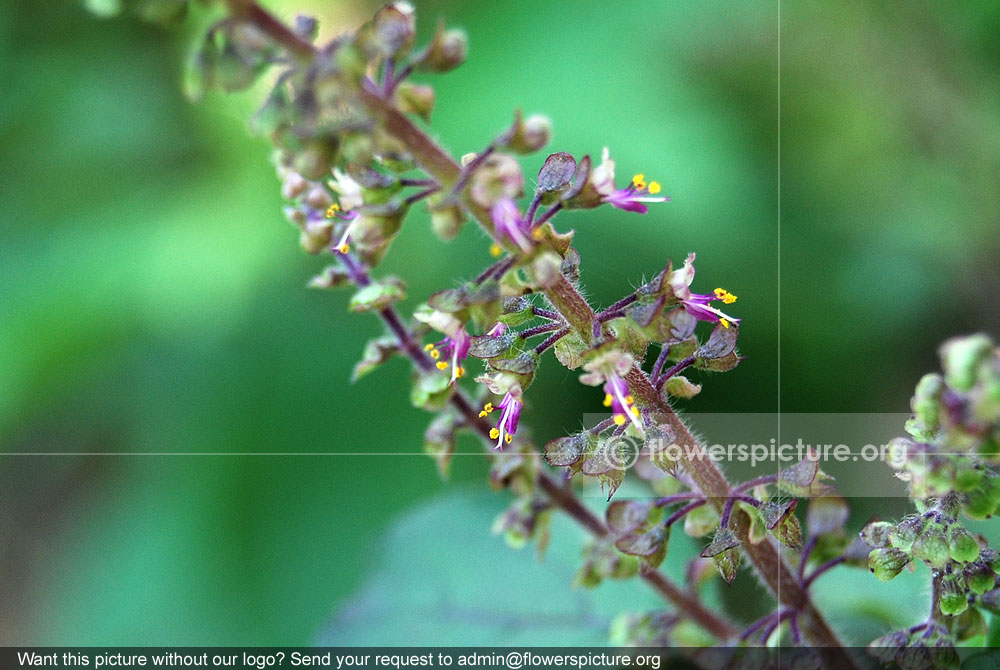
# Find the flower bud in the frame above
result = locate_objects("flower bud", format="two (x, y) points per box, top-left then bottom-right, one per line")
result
(372, 3), (415, 59)
(964, 561), (995, 595)
(281, 171), (308, 200)
(948, 525), (980, 563)
(416, 22), (467, 73)
(468, 153), (524, 209)
(304, 186), (333, 210)
(508, 113), (552, 154)
(940, 334), (993, 392)
(394, 82), (435, 122)
(299, 219), (332, 254)
(912, 523), (950, 568)
(889, 515), (924, 552)
(860, 521), (894, 548)
(869, 547), (910, 582)
(939, 573), (969, 616)
(429, 198), (465, 241)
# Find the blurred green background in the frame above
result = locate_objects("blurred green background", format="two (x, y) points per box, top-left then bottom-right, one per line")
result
(2, 0), (999, 646)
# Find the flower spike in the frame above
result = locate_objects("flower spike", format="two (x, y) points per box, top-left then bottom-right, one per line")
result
(490, 197), (533, 253)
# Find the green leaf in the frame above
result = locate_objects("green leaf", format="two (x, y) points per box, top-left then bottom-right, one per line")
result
(352, 336), (399, 382)
(712, 547), (740, 585)
(661, 375), (701, 399)
(423, 411), (458, 479)
(544, 432), (593, 468)
(701, 527), (739, 557)
(320, 491), (668, 645)
(409, 371), (453, 411)
(553, 329), (589, 370)
(348, 277), (407, 313)
(468, 333), (522, 359)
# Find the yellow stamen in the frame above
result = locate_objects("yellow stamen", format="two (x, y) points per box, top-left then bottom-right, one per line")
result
(603, 394), (614, 407)
(714, 288), (738, 304)
(489, 243), (502, 257)
(490, 428), (500, 440)
(614, 414), (627, 426)
(455, 366), (465, 379)
(424, 343), (434, 351)
(631, 174), (646, 190)
(624, 395), (634, 404)
(326, 204), (340, 218)
(531, 227), (543, 240)
(336, 243), (350, 254)
(648, 181), (661, 194)
(483, 403), (493, 412)
(429, 349), (440, 360)
(479, 411), (488, 418)
(720, 318), (730, 329)
(436, 361), (449, 370)
(505, 434), (512, 444)
(631, 406), (640, 417)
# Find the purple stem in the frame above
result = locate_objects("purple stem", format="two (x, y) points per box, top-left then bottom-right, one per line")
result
(733, 474), (779, 494)
(798, 536), (819, 581)
(381, 58), (395, 96)
(450, 144), (496, 196)
(525, 193), (543, 226)
(802, 556), (846, 589)
(518, 322), (561, 339)
(532, 306), (560, 320)
(600, 293), (639, 316)
(664, 499), (707, 527)
(654, 356), (696, 391)
(404, 186), (440, 205)
(597, 309), (626, 324)
(532, 202), (562, 227)
(400, 178), (438, 187)
(534, 328), (569, 355)
(587, 416), (617, 435)
(740, 610), (780, 641)
(719, 495), (760, 528)
(474, 256), (516, 284)
(651, 344), (671, 382)
(654, 492), (703, 508)
(760, 609), (794, 645)
(789, 614), (802, 645)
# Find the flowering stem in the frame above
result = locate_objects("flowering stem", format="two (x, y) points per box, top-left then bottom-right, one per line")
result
(404, 186), (440, 205)
(733, 473), (779, 493)
(651, 344), (671, 382)
(532, 202), (563, 228)
(222, 0), (317, 60)
(534, 328), (569, 355)
(531, 306), (560, 320)
(475, 257), (515, 284)
(802, 555), (845, 590)
(664, 499), (707, 527)
(518, 323), (561, 339)
(719, 495), (760, 528)
(654, 356), (696, 390)
(654, 492), (703, 507)
(525, 194), (543, 226)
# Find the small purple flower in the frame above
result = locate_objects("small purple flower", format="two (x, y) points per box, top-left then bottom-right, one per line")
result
(480, 390), (522, 450)
(603, 173), (670, 214)
(425, 327), (471, 383)
(490, 197), (533, 253)
(670, 253), (740, 328)
(325, 203), (360, 255)
(603, 375), (643, 432)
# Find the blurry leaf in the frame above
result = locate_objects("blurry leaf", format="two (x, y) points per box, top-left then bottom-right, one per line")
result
(423, 411), (458, 479)
(772, 514), (802, 550)
(697, 322), (739, 359)
(693, 351), (742, 372)
(553, 330), (589, 369)
(807, 496), (849, 537)
(468, 333), (521, 359)
(712, 547), (740, 585)
(544, 432), (592, 468)
(409, 371), (453, 411)
(321, 491), (663, 645)
(661, 375), (701, 400)
(348, 276), (407, 312)
(701, 527), (739, 557)
(352, 336), (399, 382)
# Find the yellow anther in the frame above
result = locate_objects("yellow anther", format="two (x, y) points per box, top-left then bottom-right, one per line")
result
(456, 366), (465, 378)
(505, 434), (512, 444)
(631, 406), (640, 417)
(436, 361), (449, 370)
(424, 343), (435, 351)
(531, 227), (543, 240)
(720, 318), (730, 329)
(489, 244), (503, 257)
(624, 395), (634, 405)
(484, 403), (494, 412)
(714, 288), (737, 304)
(490, 428), (500, 440)
(479, 411), (488, 418)
(336, 243), (350, 254)
(603, 394), (614, 407)
(631, 174), (646, 190)
(429, 349), (441, 360)
(326, 204), (340, 218)
(648, 181), (661, 194)
(614, 414), (627, 426)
